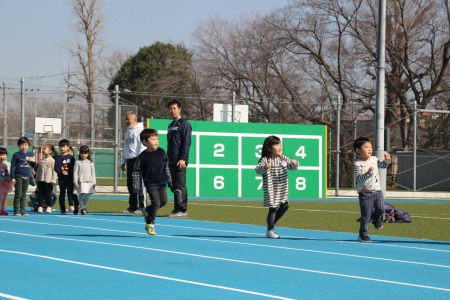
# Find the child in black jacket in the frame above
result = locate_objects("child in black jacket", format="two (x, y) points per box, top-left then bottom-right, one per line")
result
(132, 129), (171, 236)
(10, 137), (36, 216)
(54, 139), (79, 214)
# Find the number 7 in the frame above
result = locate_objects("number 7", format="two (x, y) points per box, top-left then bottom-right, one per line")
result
(256, 176), (263, 190)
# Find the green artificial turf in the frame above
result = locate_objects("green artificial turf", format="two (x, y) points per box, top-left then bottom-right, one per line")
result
(96, 178), (127, 186)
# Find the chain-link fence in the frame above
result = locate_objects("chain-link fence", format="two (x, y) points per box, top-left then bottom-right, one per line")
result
(2, 92), (449, 191)
(327, 104), (450, 192)
(2, 97), (138, 149)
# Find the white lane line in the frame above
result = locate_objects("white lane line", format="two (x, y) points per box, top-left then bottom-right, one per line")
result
(0, 249), (293, 300)
(160, 234), (450, 269)
(190, 202), (450, 220)
(4, 222), (450, 269)
(55, 215), (450, 254)
(36, 215), (450, 252)
(1, 231), (450, 293)
(2, 217), (450, 260)
(0, 293), (28, 300)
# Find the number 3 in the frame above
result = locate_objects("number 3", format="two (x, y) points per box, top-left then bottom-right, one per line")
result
(255, 145), (262, 158)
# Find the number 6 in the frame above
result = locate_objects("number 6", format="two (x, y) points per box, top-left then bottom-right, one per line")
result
(214, 176), (224, 189)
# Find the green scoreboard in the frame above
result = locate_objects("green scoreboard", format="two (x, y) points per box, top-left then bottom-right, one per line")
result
(147, 119), (327, 199)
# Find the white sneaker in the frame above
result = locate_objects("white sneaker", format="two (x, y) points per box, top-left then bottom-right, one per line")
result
(46, 206), (52, 213)
(266, 229), (280, 239)
(37, 207), (43, 213)
(167, 211), (188, 218)
(69, 206), (75, 212)
(134, 209), (143, 215)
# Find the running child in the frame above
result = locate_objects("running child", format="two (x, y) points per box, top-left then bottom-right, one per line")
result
(255, 135), (298, 239)
(353, 136), (391, 242)
(10, 137), (36, 216)
(132, 129), (172, 235)
(55, 139), (79, 214)
(35, 144), (57, 213)
(73, 145), (96, 215)
(0, 146), (13, 215)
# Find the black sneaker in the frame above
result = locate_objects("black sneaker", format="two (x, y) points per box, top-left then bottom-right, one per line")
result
(358, 235), (372, 243)
(373, 220), (384, 230)
(73, 207), (79, 215)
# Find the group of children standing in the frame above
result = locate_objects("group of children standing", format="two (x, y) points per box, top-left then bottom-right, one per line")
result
(0, 137), (96, 216)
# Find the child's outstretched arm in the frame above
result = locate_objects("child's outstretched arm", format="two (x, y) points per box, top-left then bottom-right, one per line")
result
(285, 155), (299, 170)
(255, 157), (270, 174)
(378, 152), (392, 169)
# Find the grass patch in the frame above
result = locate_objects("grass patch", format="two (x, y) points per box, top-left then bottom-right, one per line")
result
(96, 178), (127, 186)
(83, 199), (450, 242)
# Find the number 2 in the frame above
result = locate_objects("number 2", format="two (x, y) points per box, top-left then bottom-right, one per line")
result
(214, 144), (225, 157)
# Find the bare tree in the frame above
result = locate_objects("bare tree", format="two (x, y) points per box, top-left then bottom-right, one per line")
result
(191, 0), (450, 186)
(345, 0), (450, 149)
(193, 16), (315, 123)
(99, 49), (133, 92)
(67, 0), (105, 107)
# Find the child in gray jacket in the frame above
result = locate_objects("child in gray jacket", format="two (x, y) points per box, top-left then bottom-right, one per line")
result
(73, 145), (96, 215)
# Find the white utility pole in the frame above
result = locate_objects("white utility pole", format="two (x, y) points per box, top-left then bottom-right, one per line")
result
(375, 0), (387, 195)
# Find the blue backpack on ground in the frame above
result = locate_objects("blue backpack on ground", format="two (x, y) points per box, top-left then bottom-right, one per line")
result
(382, 202), (412, 223)
(357, 202), (412, 223)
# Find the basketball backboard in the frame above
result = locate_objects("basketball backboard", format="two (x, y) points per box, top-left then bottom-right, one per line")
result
(34, 117), (62, 134)
(213, 104), (249, 122)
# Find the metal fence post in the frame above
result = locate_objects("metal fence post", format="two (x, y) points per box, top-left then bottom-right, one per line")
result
(113, 85), (119, 193)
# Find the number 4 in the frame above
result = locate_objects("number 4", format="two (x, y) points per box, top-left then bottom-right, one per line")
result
(295, 146), (306, 159)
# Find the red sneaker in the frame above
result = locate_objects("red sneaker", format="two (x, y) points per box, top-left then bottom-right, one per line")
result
(0, 210), (8, 216)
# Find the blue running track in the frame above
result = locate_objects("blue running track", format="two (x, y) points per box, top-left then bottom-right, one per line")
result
(1, 212), (449, 299)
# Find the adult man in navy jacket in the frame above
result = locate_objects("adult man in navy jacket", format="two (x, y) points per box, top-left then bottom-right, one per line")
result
(166, 100), (192, 218)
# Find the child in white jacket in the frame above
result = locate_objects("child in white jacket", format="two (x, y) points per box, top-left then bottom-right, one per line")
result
(73, 145), (96, 215)
(36, 144), (57, 213)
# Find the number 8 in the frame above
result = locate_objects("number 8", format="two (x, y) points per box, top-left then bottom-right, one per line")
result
(296, 177), (306, 190)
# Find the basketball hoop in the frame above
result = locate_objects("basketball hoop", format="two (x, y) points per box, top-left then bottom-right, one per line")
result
(46, 131), (54, 139)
